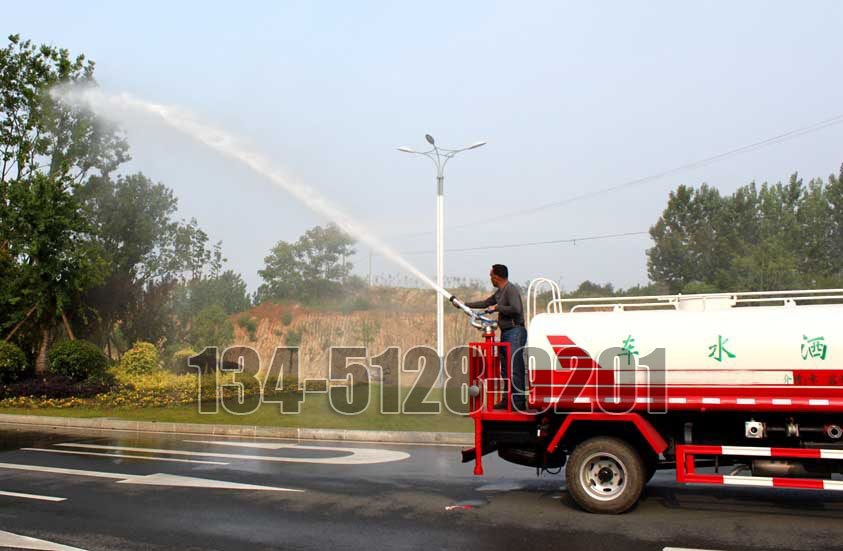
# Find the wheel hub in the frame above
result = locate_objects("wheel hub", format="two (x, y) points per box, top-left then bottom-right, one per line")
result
(580, 452), (627, 501)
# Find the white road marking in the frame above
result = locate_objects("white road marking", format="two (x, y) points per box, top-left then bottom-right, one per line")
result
(22, 448), (229, 465)
(0, 462), (301, 492)
(0, 529), (87, 550)
(57, 442), (410, 465)
(0, 490), (65, 502)
(183, 440), (293, 450)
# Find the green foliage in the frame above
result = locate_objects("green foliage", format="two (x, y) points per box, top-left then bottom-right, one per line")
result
(257, 224), (356, 303)
(80, 172), (242, 350)
(648, 167), (843, 292)
(567, 280), (616, 298)
(119, 342), (160, 375)
(281, 311), (293, 326)
(237, 316), (258, 341)
(173, 270), (251, 319)
(340, 295), (372, 313)
(5, 172), (107, 372)
(48, 340), (108, 381)
(189, 305), (233, 350)
(169, 347), (196, 374)
(352, 319), (380, 349)
(0, 342), (28, 383)
(284, 328), (303, 347)
(0, 34), (127, 369)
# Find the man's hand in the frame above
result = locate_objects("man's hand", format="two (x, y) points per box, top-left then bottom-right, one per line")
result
(449, 296), (461, 308)
(486, 304), (497, 312)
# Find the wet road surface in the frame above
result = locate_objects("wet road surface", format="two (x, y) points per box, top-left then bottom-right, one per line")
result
(0, 424), (841, 550)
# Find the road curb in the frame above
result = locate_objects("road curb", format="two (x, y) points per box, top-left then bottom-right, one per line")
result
(0, 413), (473, 446)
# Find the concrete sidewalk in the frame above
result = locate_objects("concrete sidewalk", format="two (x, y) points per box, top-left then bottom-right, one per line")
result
(0, 413), (473, 446)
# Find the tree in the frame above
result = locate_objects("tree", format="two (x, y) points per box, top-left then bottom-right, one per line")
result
(189, 304), (233, 351)
(77, 172), (179, 349)
(0, 34), (128, 370)
(0, 34), (129, 211)
(258, 224), (355, 303)
(76, 173), (228, 352)
(5, 172), (105, 372)
(647, 166), (843, 293)
(171, 270), (252, 345)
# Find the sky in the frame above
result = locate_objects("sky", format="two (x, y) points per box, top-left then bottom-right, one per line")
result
(5, 1), (843, 293)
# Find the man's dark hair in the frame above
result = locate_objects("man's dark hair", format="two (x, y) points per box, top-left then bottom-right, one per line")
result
(492, 264), (508, 279)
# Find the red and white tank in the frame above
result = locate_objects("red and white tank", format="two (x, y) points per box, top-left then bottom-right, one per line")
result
(524, 283), (843, 413)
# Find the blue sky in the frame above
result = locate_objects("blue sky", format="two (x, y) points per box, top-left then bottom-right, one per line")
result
(6, 1), (843, 292)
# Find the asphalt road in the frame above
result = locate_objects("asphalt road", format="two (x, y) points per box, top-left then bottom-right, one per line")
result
(0, 425), (841, 551)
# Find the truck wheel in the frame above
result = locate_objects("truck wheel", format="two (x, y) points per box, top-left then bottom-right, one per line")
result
(565, 436), (645, 514)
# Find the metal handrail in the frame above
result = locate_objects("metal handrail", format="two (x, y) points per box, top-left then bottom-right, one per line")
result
(526, 277), (561, 327)
(545, 288), (843, 314)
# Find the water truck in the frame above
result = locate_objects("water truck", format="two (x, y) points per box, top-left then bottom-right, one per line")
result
(454, 281), (843, 513)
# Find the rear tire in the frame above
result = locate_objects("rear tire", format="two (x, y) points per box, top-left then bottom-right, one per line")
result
(565, 436), (645, 514)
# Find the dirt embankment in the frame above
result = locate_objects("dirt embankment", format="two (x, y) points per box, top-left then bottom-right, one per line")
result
(229, 288), (488, 380)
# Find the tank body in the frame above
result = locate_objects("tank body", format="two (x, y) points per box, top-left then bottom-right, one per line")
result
(526, 303), (843, 411)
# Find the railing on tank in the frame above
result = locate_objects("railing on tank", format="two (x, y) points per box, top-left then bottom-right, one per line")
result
(544, 288), (843, 314)
(468, 339), (513, 413)
(526, 277), (561, 328)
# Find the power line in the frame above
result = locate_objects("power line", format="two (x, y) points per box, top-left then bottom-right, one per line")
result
(398, 112), (843, 238)
(374, 230), (649, 257)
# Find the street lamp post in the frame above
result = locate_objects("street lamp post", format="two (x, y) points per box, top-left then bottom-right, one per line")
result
(398, 136), (486, 382)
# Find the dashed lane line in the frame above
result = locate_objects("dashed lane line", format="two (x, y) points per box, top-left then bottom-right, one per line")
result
(56, 442), (410, 465)
(0, 490), (65, 502)
(22, 448), (229, 465)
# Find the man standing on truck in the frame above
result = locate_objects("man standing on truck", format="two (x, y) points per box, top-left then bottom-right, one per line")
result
(451, 264), (526, 410)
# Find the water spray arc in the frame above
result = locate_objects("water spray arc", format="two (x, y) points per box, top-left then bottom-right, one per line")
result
(50, 87), (489, 344)
(397, 135), (486, 378)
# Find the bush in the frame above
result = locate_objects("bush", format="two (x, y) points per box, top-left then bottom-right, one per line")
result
(0, 342), (28, 384)
(284, 328), (302, 347)
(0, 373), (114, 401)
(170, 347), (197, 374)
(281, 311), (293, 326)
(119, 342), (160, 375)
(48, 340), (109, 381)
(237, 316), (258, 341)
(341, 296), (372, 313)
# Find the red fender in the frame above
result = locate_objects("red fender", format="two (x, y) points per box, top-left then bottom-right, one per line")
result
(546, 412), (668, 455)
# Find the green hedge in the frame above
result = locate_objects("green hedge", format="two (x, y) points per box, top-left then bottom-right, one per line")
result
(48, 340), (108, 381)
(0, 342), (28, 383)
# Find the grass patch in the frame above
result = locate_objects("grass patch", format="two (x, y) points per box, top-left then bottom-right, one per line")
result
(0, 385), (472, 433)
